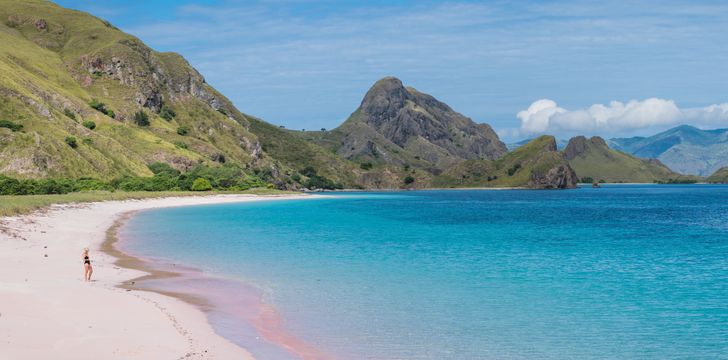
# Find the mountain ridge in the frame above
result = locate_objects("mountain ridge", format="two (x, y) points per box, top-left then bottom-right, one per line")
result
(610, 125), (728, 176)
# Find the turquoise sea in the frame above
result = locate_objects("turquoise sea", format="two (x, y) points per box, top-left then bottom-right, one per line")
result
(120, 185), (728, 360)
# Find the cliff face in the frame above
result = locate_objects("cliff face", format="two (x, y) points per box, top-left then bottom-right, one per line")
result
(324, 77), (507, 171)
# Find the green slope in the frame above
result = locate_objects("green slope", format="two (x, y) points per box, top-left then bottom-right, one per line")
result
(0, 0), (268, 180)
(564, 136), (700, 183)
(706, 167), (728, 183)
(433, 136), (577, 189)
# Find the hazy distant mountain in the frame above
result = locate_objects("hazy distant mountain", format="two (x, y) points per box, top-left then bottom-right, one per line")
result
(564, 136), (696, 183)
(609, 125), (728, 176)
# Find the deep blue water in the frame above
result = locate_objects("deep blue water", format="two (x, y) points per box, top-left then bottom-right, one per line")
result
(121, 185), (728, 360)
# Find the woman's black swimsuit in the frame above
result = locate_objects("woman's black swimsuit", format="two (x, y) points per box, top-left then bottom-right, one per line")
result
(84, 255), (91, 265)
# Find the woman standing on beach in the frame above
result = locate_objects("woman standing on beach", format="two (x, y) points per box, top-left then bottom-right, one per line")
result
(82, 248), (93, 281)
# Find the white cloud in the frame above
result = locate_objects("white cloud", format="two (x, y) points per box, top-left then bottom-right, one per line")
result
(517, 98), (728, 136)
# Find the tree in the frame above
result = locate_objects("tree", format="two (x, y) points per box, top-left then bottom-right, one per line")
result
(133, 110), (150, 126)
(176, 126), (189, 135)
(404, 176), (415, 185)
(191, 177), (212, 191)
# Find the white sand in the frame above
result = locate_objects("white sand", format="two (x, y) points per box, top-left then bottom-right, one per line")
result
(0, 194), (314, 360)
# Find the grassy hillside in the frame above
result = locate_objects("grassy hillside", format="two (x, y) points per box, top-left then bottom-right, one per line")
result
(0, 0), (273, 181)
(706, 167), (728, 183)
(432, 136), (577, 189)
(247, 117), (362, 188)
(564, 136), (700, 183)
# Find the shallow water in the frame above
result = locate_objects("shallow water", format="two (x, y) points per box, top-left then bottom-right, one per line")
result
(120, 185), (728, 360)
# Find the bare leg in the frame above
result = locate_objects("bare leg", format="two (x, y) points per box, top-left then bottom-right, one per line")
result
(84, 264), (91, 281)
(88, 265), (93, 281)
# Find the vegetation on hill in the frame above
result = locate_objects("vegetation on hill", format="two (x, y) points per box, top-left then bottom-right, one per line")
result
(432, 136), (577, 189)
(0, 0), (276, 183)
(0, 162), (270, 195)
(706, 167), (728, 183)
(564, 136), (700, 183)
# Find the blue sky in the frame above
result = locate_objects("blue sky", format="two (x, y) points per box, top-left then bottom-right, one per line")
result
(54, 0), (728, 141)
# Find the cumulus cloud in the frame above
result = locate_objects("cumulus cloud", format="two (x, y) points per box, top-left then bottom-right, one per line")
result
(517, 98), (728, 136)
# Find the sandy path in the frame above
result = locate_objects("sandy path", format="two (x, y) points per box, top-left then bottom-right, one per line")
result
(0, 194), (312, 360)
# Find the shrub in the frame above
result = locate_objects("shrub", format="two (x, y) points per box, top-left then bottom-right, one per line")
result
(89, 99), (115, 118)
(0, 120), (23, 132)
(63, 108), (76, 120)
(160, 105), (176, 121)
(82, 120), (96, 130)
(211, 153), (226, 163)
(301, 166), (317, 177)
(133, 110), (149, 126)
(507, 163), (522, 176)
(82, 137), (93, 145)
(404, 176), (415, 185)
(65, 136), (78, 148)
(360, 162), (373, 170)
(580, 177), (594, 184)
(173, 141), (188, 149)
(176, 126), (189, 136)
(89, 99), (106, 113)
(191, 177), (212, 191)
(305, 175), (341, 190)
(74, 178), (112, 191)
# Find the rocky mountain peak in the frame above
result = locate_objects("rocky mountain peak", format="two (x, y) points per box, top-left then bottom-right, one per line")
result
(564, 135), (608, 160)
(359, 76), (410, 126)
(337, 77), (507, 167)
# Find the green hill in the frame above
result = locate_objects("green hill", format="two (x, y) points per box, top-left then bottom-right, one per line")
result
(433, 136), (577, 189)
(564, 136), (699, 183)
(706, 167), (728, 183)
(0, 0), (368, 190)
(0, 0), (261, 178)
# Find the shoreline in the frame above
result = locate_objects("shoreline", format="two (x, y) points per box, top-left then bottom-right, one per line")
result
(107, 209), (334, 360)
(0, 193), (319, 359)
